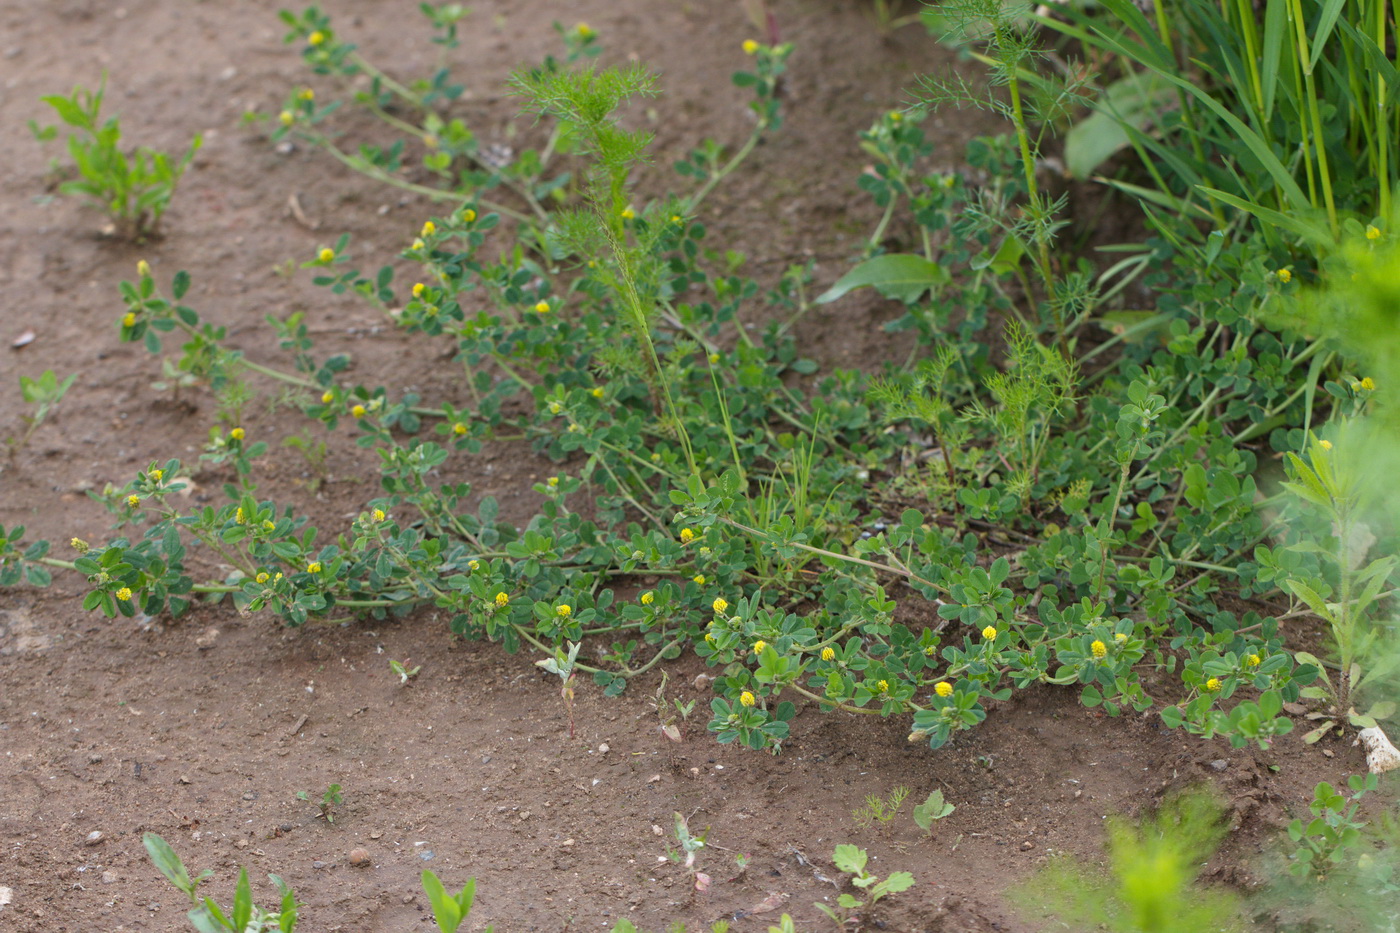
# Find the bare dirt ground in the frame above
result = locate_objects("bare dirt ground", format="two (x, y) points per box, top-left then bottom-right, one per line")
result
(0, 1), (1371, 931)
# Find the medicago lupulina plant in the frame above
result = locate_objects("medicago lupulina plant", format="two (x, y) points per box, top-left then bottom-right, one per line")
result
(5, 5), (1395, 762)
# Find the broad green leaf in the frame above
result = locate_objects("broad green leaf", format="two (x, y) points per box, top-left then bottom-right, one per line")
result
(815, 254), (947, 305)
(1066, 70), (1174, 178)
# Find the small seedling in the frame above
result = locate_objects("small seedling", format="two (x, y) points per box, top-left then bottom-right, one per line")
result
(390, 658), (423, 685)
(143, 831), (299, 931)
(298, 782), (343, 823)
(421, 870), (493, 933)
(852, 785), (909, 829)
(6, 370), (76, 461)
(912, 788), (955, 832)
(31, 75), (201, 239)
(535, 640), (581, 738)
(816, 844), (914, 927)
(668, 811), (712, 892)
(652, 671), (697, 742)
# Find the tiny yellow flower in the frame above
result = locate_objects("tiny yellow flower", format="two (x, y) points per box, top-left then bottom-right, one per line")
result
(300, 88), (314, 101)
(708, 352), (720, 365)
(534, 301), (551, 313)
(318, 247), (335, 263)
(127, 495), (141, 507)
(235, 507), (247, 525)
(421, 220), (436, 238)
(889, 110), (903, 122)
(821, 646), (836, 662)
(137, 260), (151, 277)
(641, 591), (654, 605)
(620, 207), (635, 220)
(548, 401), (563, 415)
(411, 237), (425, 251)
(567, 423), (581, 433)
(699, 546), (711, 557)
(546, 476), (559, 488)
(680, 528), (696, 544)
(122, 312), (137, 328)
(739, 690), (756, 707)
(935, 681), (953, 698)
(591, 387), (605, 399)
(150, 469), (163, 481)
(556, 604), (572, 618)
(1205, 677), (1221, 692)
(308, 30), (326, 46)
(981, 626), (997, 640)
(753, 640), (767, 655)
(1246, 653), (1261, 667)
(1091, 639), (1107, 659)
(372, 508), (386, 522)
(321, 390), (334, 404)
(693, 574), (706, 585)
(712, 597), (729, 614)
(577, 22), (593, 37)
(671, 214), (682, 224)
(742, 39), (760, 54)
(453, 422), (468, 435)
(1114, 632), (1128, 643)
(116, 587), (133, 602)
(70, 537), (90, 553)
(462, 209), (476, 223)
(262, 520), (275, 531)
(413, 282), (426, 298)
(494, 591), (509, 607)
(274, 572), (283, 581)
(307, 561), (321, 573)
(1361, 376), (1375, 391)
(1277, 268), (1292, 283)
(1367, 225), (1381, 240)
(351, 404), (366, 419)
(704, 632), (715, 644)
(422, 134), (438, 149)
(1319, 439), (1333, 450)
(468, 560), (480, 570)
(877, 679), (890, 694)
(230, 427), (245, 440)
(279, 110), (294, 126)
(256, 572), (269, 584)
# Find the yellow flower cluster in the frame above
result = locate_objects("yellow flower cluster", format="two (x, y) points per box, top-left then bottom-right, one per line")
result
(494, 592), (509, 608)
(752, 640), (767, 655)
(712, 597), (729, 614)
(256, 572), (269, 584)
(116, 587), (133, 602)
(556, 604), (572, 618)
(640, 591), (654, 605)
(739, 691), (756, 707)
(935, 681), (953, 697)
(372, 508), (386, 522)
(821, 646), (835, 661)
(230, 428), (245, 440)
(306, 561), (321, 573)
(981, 626), (997, 640)
(1090, 639), (1107, 659)
(1205, 677), (1221, 692)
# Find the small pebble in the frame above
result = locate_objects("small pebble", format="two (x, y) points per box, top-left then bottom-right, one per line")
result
(1020, 841), (1034, 851)
(88, 754), (103, 764)
(242, 792), (256, 801)
(1209, 759), (1229, 772)
(312, 861), (327, 870)
(101, 871), (117, 884)
(349, 848), (371, 867)
(598, 743), (609, 754)
(280, 823), (294, 833)
(83, 831), (105, 846)
(236, 839), (249, 849)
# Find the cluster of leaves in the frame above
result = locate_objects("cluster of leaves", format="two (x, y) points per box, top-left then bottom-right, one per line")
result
(5, 1), (1395, 766)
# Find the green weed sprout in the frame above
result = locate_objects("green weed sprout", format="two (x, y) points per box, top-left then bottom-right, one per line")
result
(297, 782), (343, 823)
(421, 871), (492, 933)
(816, 843), (914, 927)
(31, 76), (201, 239)
(389, 658), (423, 685)
(535, 640), (581, 738)
(143, 832), (299, 932)
(852, 785), (909, 829)
(1011, 790), (1243, 933)
(6, 370), (76, 461)
(912, 788), (955, 832)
